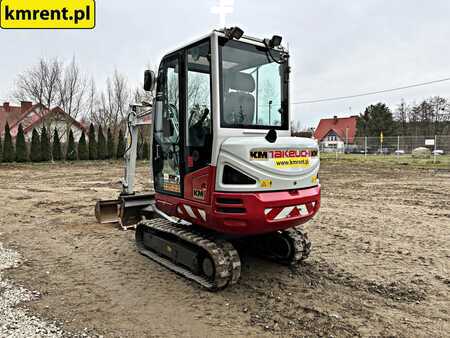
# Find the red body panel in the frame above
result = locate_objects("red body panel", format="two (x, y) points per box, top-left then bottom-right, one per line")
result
(156, 165), (321, 236)
(183, 166), (214, 204)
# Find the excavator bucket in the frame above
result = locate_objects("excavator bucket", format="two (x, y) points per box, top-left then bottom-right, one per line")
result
(95, 199), (120, 224)
(95, 193), (155, 229)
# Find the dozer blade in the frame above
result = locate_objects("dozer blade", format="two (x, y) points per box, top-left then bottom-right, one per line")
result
(95, 199), (120, 224)
(95, 193), (156, 229)
(118, 193), (155, 229)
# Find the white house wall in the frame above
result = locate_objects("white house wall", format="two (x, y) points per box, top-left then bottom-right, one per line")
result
(319, 136), (345, 151)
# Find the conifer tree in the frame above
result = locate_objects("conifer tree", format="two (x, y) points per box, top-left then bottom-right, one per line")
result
(97, 125), (107, 160)
(142, 140), (150, 160)
(52, 128), (62, 161)
(78, 131), (88, 160)
(116, 129), (126, 159)
(66, 129), (77, 161)
(106, 127), (114, 159)
(30, 129), (41, 162)
(88, 124), (97, 160)
(40, 126), (51, 161)
(15, 124), (27, 162)
(2, 122), (14, 162)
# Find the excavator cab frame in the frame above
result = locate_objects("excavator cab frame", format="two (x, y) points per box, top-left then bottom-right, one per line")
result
(151, 29), (292, 198)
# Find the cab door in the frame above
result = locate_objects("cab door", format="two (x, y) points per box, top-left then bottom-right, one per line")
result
(183, 40), (213, 204)
(153, 53), (185, 196)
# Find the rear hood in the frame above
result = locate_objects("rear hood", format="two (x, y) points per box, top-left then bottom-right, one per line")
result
(221, 136), (319, 176)
(215, 136), (320, 192)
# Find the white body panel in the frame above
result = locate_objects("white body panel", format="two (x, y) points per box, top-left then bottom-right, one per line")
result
(215, 136), (319, 192)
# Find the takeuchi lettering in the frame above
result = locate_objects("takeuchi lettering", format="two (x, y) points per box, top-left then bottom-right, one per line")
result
(269, 150), (311, 158)
(250, 149), (317, 160)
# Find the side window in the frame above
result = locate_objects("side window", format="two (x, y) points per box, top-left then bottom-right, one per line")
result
(153, 56), (182, 195)
(186, 42), (212, 173)
(165, 59), (180, 143)
(167, 62), (179, 113)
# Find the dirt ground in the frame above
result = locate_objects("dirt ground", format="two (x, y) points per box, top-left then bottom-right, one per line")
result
(0, 160), (449, 337)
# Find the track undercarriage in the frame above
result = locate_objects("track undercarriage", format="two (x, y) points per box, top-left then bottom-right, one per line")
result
(136, 219), (241, 289)
(135, 217), (311, 290)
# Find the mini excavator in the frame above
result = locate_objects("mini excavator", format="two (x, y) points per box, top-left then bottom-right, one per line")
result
(95, 27), (321, 290)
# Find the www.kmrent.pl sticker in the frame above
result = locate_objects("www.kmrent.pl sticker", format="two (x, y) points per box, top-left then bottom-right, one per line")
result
(1, 0), (95, 29)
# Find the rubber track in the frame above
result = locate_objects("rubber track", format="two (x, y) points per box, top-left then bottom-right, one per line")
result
(136, 218), (241, 290)
(284, 227), (312, 264)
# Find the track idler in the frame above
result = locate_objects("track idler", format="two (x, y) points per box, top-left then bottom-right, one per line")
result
(135, 219), (241, 290)
(248, 227), (311, 265)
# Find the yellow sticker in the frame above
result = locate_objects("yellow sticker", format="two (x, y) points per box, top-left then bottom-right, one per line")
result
(311, 175), (318, 184)
(274, 157), (310, 168)
(163, 182), (180, 193)
(260, 179), (272, 188)
(1, 0), (95, 29)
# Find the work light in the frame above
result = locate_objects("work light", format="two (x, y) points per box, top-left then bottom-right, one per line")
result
(225, 26), (244, 40)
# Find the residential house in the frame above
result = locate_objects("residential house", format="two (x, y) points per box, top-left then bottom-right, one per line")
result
(313, 116), (357, 151)
(0, 101), (86, 142)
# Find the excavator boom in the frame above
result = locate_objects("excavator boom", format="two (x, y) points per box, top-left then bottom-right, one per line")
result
(95, 104), (156, 229)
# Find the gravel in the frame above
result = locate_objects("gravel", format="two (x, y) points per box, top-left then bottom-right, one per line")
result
(0, 242), (68, 337)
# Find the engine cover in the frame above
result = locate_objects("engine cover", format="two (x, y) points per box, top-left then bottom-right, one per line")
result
(216, 136), (320, 192)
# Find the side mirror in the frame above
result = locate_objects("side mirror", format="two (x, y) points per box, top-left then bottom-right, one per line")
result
(143, 70), (156, 92)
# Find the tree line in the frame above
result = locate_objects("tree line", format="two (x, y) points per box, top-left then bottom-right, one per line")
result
(1, 56), (153, 163)
(356, 96), (450, 137)
(0, 122), (150, 163)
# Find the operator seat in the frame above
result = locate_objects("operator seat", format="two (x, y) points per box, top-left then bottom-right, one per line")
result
(223, 72), (255, 125)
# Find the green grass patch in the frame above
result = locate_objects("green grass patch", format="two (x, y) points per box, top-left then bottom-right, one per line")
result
(320, 153), (450, 169)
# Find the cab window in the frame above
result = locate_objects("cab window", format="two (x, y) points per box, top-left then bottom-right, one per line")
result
(185, 41), (212, 173)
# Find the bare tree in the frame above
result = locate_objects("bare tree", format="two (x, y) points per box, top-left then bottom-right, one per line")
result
(395, 99), (409, 135)
(112, 70), (130, 134)
(90, 70), (130, 135)
(87, 77), (98, 119)
(57, 57), (88, 120)
(15, 57), (62, 114)
(394, 96), (450, 136)
(429, 96), (449, 132)
(14, 57), (92, 140)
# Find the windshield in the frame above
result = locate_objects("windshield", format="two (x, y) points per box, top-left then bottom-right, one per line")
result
(219, 39), (289, 129)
